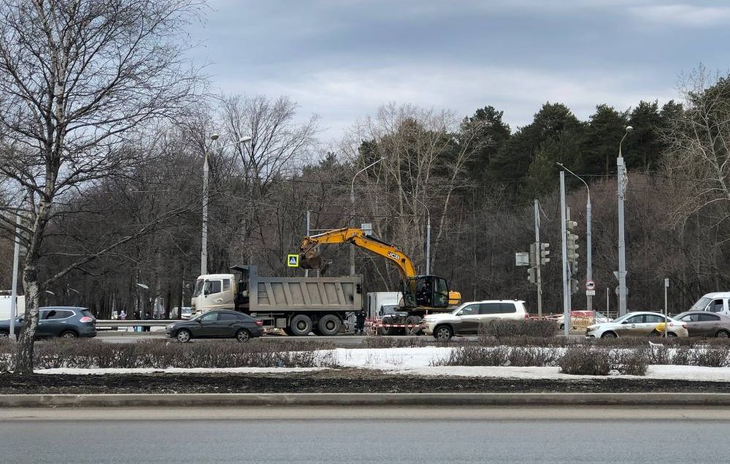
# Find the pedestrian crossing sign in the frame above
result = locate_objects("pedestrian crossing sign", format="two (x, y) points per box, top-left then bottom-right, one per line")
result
(287, 254), (299, 268)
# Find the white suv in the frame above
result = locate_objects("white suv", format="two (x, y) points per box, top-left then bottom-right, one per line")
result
(422, 300), (529, 340)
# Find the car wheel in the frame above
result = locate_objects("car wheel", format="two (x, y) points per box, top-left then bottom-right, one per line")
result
(60, 331), (77, 339)
(434, 325), (453, 341)
(176, 329), (191, 343)
(559, 324), (564, 330)
(716, 330), (730, 338)
(0, 331), (8, 339)
(667, 332), (678, 338)
(405, 316), (422, 335)
(317, 314), (341, 336)
(236, 329), (251, 342)
(289, 314), (312, 336)
(601, 331), (617, 339)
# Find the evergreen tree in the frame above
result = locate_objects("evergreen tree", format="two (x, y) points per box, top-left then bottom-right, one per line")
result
(579, 104), (629, 176)
(461, 106), (511, 185)
(489, 102), (582, 187)
(626, 100), (663, 171)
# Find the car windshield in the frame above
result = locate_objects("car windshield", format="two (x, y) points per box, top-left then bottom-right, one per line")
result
(192, 279), (204, 297)
(595, 311), (607, 319)
(611, 314), (631, 324)
(690, 297), (712, 312)
(189, 312), (205, 321)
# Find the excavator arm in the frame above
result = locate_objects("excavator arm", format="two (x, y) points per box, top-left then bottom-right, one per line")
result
(299, 227), (417, 277)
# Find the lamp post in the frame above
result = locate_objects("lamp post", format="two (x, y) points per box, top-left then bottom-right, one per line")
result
(202, 134), (252, 276)
(350, 157), (385, 276)
(617, 125), (633, 316)
(557, 162), (592, 311)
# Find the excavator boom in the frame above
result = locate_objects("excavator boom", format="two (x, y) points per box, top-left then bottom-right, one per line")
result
(299, 227), (417, 277)
(299, 226), (461, 309)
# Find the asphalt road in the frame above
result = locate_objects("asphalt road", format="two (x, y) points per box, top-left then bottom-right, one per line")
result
(0, 407), (726, 463)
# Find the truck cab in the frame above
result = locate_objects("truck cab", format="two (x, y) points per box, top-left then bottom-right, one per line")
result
(690, 292), (730, 318)
(191, 274), (236, 315)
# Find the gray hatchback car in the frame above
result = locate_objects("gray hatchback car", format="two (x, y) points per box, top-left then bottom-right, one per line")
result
(0, 306), (97, 339)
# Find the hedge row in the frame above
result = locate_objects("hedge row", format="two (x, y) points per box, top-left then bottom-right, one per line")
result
(0, 339), (338, 371)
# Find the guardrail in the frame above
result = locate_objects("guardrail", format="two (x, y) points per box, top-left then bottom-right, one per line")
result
(94, 320), (180, 329)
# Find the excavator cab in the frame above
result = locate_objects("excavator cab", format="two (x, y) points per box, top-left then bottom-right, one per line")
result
(402, 276), (450, 309)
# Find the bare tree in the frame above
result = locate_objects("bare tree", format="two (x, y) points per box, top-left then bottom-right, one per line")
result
(0, 0), (202, 374)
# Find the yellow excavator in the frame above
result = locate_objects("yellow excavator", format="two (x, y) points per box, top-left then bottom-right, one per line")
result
(299, 227), (461, 327)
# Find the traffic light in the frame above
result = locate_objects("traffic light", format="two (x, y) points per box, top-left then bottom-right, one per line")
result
(528, 267), (536, 284)
(540, 242), (550, 265)
(529, 242), (537, 267)
(570, 278), (579, 294)
(566, 220), (579, 274)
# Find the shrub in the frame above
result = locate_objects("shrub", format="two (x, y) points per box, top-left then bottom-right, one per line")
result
(362, 337), (430, 349)
(16, 338), (339, 370)
(433, 346), (560, 367)
(559, 347), (611, 375)
(611, 348), (649, 376)
(507, 346), (561, 367)
(433, 346), (510, 366)
(692, 347), (730, 367)
(671, 346), (693, 365)
(479, 320), (559, 339)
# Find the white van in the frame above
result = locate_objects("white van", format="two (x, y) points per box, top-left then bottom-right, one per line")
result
(690, 292), (730, 317)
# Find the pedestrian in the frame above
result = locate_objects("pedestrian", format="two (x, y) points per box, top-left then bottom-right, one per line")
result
(119, 310), (127, 320)
(143, 311), (151, 332)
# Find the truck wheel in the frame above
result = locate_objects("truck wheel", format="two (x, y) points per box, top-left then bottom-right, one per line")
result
(404, 316), (422, 335)
(317, 314), (341, 336)
(289, 314), (312, 336)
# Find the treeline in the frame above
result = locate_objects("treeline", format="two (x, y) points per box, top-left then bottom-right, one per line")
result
(2, 71), (730, 318)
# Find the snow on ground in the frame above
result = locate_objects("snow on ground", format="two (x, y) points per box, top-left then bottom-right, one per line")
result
(27, 346), (730, 382)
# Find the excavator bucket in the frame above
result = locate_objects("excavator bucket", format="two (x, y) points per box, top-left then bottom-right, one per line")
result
(298, 249), (321, 270)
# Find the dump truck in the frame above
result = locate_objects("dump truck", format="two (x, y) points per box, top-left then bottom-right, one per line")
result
(191, 265), (362, 336)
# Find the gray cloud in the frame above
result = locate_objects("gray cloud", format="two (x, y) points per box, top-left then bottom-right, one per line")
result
(190, 0), (730, 142)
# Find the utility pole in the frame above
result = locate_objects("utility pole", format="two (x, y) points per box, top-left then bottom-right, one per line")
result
(617, 126), (632, 316)
(534, 200), (542, 317)
(305, 211), (311, 277)
(560, 171), (570, 336)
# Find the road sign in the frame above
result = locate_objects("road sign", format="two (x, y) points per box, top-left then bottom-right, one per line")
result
(586, 290), (596, 296)
(287, 254), (299, 267)
(615, 286), (629, 296)
(586, 280), (595, 291)
(515, 252), (530, 267)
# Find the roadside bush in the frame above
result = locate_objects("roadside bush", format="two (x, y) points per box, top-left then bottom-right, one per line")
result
(671, 346), (693, 365)
(479, 320), (559, 339)
(611, 348), (649, 376)
(433, 346), (510, 366)
(507, 346), (561, 367)
(648, 344), (670, 364)
(559, 347), (611, 375)
(362, 337), (430, 349)
(692, 347), (730, 367)
(24, 339), (339, 370)
(433, 346), (560, 367)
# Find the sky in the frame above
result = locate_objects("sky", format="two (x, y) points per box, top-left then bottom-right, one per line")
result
(187, 0), (730, 143)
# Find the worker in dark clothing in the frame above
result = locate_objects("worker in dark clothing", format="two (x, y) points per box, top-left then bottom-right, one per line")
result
(355, 309), (366, 335)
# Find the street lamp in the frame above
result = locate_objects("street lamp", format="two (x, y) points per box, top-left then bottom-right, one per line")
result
(557, 162), (592, 311)
(350, 157), (385, 276)
(202, 134), (252, 276)
(617, 125), (633, 316)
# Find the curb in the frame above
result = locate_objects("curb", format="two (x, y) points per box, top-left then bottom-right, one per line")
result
(1, 392), (730, 408)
